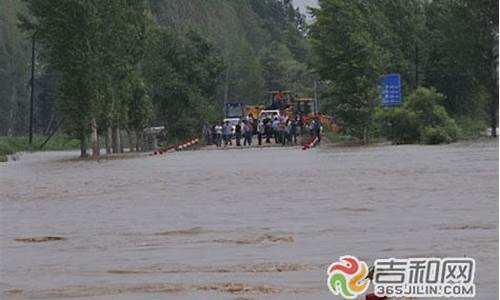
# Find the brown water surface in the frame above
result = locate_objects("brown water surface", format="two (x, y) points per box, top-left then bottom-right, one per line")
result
(1, 141), (498, 299)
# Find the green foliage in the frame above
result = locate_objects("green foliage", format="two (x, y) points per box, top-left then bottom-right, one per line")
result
(22, 0), (152, 155)
(4, 0), (497, 153)
(424, 0), (498, 135)
(0, 135), (80, 161)
(0, 141), (14, 157)
(92, 0), (150, 131)
(0, 0), (31, 135)
(376, 107), (419, 144)
(377, 87), (460, 144)
(323, 130), (359, 144)
(24, 0), (98, 140)
(455, 116), (488, 139)
(310, 0), (388, 142)
(127, 74), (153, 133)
(374, 0), (427, 92)
(149, 0), (313, 102)
(420, 125), (459, 145)
(233, 40), (265, 101)
(259, 41), (313, 95)
(405, 88), (447, 126)
(310, 0), (497, 141)
(143, 26), (224, 140)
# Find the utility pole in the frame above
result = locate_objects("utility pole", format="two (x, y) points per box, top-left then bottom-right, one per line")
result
(314, 80), (319, 114)
(415, 43), (419, 88)
(29, 34), (36, 146)
(223, 68), (230, 105)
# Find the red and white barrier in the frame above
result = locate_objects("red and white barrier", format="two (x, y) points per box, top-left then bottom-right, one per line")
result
(150, 138), (200, 156)
(176, 138), (199, 151)
(302, 136), (319, 150)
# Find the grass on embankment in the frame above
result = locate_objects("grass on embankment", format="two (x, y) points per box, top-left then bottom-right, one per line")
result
(322, 118), (492, 146)
(0, 135), (80, 162)
(322, 130), (366, 146)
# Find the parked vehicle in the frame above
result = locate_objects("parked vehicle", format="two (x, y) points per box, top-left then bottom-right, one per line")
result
(258, 109), (282, 121)
(224, 103), (244, 119)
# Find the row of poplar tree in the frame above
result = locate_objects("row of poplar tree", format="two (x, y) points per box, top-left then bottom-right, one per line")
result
(21, 0), (223, 157)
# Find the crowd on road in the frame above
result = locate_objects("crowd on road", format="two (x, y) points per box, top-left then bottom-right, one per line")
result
(203, 114), (323, 148)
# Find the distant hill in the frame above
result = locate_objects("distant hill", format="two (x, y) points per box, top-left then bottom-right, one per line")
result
(0, 0), (31, 135)
(148, 0), (313, 103)
(0, 0), (313, 135)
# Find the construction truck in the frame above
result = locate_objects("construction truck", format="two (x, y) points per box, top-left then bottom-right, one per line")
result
(224, 90), (341, 132)
(239, 91), (309, 121)
(245, 105), (265, 120)
(295, 97), (317, 116)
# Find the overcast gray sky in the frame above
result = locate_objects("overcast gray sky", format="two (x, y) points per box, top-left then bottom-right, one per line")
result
(293, 0), (318, 20)
(293, 0), (318, 14)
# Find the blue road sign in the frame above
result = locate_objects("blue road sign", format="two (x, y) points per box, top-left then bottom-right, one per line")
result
(381, 74), (402, 107)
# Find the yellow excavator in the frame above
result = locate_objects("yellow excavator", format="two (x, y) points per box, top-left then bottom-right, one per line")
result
(244, 105), (265, 119)
(242, 92), (308, 118)
(241, 90), (341, 132)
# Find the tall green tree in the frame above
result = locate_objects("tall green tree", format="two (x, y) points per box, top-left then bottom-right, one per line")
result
(425, 0), (498, 136)
(0, 0), (31, 136)
(150, 0), (313, 103)
(22, 0), (103, 156)
(92, 0), (149, 154)
(374, 0), (427, 91)
(22, 0), (150, 156)
(233, 40), (265, 102)
(260, 41), (313, 95)
(143, 25), (224, 140)
(310, 0), (388, 142)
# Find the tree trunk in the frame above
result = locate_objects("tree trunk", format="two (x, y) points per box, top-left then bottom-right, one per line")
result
(223, 68), (230, 106)
(491, 109), (497, 137)
(127, 130), (134, 152)
(80, 132), (88, 158)
(7, 84), (16, 136)
(90, 118), (100, 157)
(105, 127), (112, 154)
(135, 130), (143, 152)
(111, 127), (120, 153)
(44, 114), (55, 135)
(119, 129), (124, 153)
(491, 87), (498, 137)
(362, 125), (369, 144)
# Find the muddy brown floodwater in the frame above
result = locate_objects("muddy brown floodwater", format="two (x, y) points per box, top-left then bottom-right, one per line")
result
(0, 141), (498, 300)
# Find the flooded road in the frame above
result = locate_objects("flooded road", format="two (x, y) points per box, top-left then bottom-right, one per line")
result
(1, 141), (498, 299)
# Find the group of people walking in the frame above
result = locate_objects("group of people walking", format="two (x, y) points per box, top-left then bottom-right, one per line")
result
(204, 114), (323, 148)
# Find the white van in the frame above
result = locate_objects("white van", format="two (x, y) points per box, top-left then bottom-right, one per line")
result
(258, 110), (282, 120)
